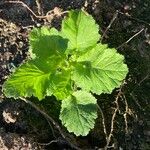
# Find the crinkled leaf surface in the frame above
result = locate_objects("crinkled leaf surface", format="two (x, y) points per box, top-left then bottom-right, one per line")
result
(3, 58), (73, 100)
(47, 68), (72, 100)
(3, 59), (51, 100)
(72, 44), (128, 94)
(60, 91), (97, 136)
(61, 10), (99, 53)
(29, 27), (68, 58)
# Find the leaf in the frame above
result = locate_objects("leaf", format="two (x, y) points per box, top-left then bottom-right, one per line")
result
(2, 59), (52, 100)
(29, 27), (68, 58)
(72, 44), (128, 94)
(60, 91), (97, 136)
(61, 10), (99, 53)
(3, 57), (73, 100)
(47, 68), (73, 100)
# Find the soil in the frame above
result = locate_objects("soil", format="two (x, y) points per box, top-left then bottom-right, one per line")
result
(0, 0), (150, 150)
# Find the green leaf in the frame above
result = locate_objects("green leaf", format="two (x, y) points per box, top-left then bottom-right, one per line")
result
(72, 44), (128, 94)
(61, 10), (99, 53)
(29, 27), (68, 58)
(3, 57), (73, 100)
(60, 91), (97, 136)
(2, 59), (52, 100)
(47, 68), (73, 100)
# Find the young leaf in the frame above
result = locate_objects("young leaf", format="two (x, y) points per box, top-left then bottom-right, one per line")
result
(60, 91), (97, 136)
(47, 68), (73, 100)
(3, 57), (73, 100)
(72, 44), (128, 94)
(29, 27), (68, 58)
(2, 59), (52, 100)
(61, 10), (99, 53)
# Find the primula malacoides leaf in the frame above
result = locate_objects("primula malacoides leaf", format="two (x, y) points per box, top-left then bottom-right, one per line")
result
(61, 10), (100, 53)
(60, 91), (97, 136)
(29, 27), (68, 58)
(72, 44), (128, 94)
(3, 58), (72, 100)
(47, 68), (72, 100)
(3, 59), (51, 100)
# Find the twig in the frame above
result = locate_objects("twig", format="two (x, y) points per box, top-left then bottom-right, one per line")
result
(118, 11), (150, 27)
(45, 116), (56, 139)
(122, 94), (129, 134)
(130, 73), (149, 94)
(35, 0), (43, 15)
(117, 28), (144, 49)
(38, 139), (58, 146)
(3, 1), (68, 20)
(138, 74), (149, 86)
(20, 98), (63, 135)
(104, 89), (122, 150)
(134, 73), (149, 93)
(5, 1), (43, 18)
(101, 11), (118, 42)
(129, 73), (150, 109)
(97, 104), (108, 141)
(130, 93), (142, 109)
(20, 97), (81, 150)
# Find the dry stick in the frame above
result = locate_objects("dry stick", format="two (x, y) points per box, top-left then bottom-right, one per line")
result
(38, 140), (58, 146)
(3, 1), (68, 20)
(101, 11), (118, 42)
(138, 74), (150, 86)
(100, 10), (149, 43)
(122, 94), (129, 134)
(129, 74), (149, 110)
(5, 0), (44, 18)
(45, 117), (57, 139)
(117, 28), (144, 49)
(97, 104), (108, 141)
(131, 73), (150, 94)
(20, 97), (81, 150)
(37, 111), (57, 146)
(35, 0), (43, 15)
(130, 93), (142, 109)
(20, 98), (63, 135)
(37, 112), (57, 146)
(118, 11), (150, 26)
(104, 90), (122, 150)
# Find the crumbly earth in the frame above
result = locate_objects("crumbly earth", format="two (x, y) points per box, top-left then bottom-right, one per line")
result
(0, 129), (41, 150)
(0, 0), (150, 149)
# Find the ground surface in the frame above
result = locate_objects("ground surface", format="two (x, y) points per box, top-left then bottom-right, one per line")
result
(0, 0), (150, 150)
